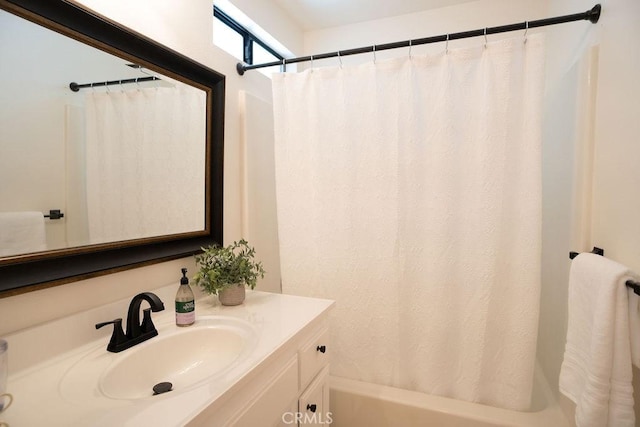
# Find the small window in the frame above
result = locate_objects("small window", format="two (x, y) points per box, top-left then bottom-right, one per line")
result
(213, 5), (284, 74)
(253, 43), (282, 75)
(213, 16), (244, 61)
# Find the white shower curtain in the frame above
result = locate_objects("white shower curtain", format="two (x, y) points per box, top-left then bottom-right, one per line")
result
(273, 35), (545, 410)
(84, 85), (206, 244)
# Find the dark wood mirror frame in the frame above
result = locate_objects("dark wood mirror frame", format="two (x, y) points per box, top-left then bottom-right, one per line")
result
(0, 0), (224, 297)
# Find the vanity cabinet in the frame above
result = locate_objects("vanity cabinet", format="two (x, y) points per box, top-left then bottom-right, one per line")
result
(189, 322), (331, 427)
(3, 290), (334, 427)
(227, 355), (299, 427)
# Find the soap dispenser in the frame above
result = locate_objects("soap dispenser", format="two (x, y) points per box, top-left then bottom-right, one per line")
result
(175, 268), (195, 327)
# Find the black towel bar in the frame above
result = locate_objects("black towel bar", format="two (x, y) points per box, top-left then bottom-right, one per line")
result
(627, 280), (640, 296)
(44, 209), (64, 220)
(569, 247), (604, 260)
(570, 247), (640, 295)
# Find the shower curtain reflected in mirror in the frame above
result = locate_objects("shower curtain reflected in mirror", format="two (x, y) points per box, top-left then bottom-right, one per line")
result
(273, 35), (545, 411)
(84, 84), (206, 245)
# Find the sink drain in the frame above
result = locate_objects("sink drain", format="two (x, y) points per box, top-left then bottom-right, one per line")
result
(153, 382), (173, 395)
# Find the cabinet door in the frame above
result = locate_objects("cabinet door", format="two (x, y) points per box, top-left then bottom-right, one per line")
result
(299, 328), (330, 391)
(298, 366), (330, 426)
(274, 400), (299, 427)
(228, 356), (298, 427)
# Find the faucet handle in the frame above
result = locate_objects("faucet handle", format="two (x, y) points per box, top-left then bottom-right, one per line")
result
(96, 318), (127, 352)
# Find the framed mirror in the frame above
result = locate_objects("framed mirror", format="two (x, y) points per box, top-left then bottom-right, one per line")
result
(0, 0), (224, 296)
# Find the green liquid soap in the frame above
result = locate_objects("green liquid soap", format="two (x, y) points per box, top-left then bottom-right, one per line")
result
(175, 268), (195, 326)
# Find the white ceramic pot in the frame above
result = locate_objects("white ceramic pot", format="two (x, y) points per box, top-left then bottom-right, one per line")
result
(218, 284), (245, 306)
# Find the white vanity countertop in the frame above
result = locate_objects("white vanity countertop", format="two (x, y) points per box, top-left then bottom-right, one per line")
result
(2, 289), (334, 427)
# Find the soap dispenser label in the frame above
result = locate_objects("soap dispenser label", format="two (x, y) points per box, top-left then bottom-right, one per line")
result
(176, 301), (195, 324)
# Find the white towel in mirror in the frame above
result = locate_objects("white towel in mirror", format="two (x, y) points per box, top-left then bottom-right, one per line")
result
(0, 211), (47, 257)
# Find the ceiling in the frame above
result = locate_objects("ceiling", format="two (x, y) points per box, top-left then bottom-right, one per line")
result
(273, 0), (476, 31)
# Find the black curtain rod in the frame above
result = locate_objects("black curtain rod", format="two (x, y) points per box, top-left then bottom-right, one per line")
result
(236, 4), (601, 75)
(69, 76), (161, 92)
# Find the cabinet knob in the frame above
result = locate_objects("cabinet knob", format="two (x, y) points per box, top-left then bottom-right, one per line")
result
(306, 404), (317, 413)
(316, 345), (326, 353)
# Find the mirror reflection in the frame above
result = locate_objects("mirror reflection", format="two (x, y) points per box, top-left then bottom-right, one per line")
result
(0, 8), (207, 258)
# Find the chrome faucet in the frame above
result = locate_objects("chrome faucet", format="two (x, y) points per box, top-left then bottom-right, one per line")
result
(95, 292), (165, 353)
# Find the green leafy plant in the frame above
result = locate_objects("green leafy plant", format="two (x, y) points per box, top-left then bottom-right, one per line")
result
(193, 239), (266, 295)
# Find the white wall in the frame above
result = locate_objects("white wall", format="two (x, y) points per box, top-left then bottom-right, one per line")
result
(540, 0), (640, 422)
(559, 0), (640, 421)
(538, 45), (598, 422)
(0, 0), (299, 335)
(588, 0), (640, 274)
(304, 0), (547, 65)
(240, 91), (282, 293)
(0, 9), (171, 251)
(0, 10), (80, 250)
(228, 0), (304, 56)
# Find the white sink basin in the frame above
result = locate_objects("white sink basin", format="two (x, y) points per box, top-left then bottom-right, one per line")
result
(60, 316), (257, 402)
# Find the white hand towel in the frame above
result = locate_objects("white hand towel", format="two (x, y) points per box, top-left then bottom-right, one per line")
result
(0, 211), (47, 257)
(629, 293), (640, 367)
(559, 253), (637, 427)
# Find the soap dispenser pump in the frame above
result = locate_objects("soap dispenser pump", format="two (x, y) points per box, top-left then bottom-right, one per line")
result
(175, 268), (195, 327)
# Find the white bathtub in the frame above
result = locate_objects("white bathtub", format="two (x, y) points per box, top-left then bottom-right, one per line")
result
(329, 367), (572, 427)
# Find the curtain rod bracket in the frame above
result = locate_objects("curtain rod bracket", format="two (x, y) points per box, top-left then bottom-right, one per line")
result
(587, 4), (601, 23)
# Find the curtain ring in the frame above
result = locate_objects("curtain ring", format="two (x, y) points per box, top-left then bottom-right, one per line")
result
(445, 34), (449, 54)
(281, 58), (286, 72)
(524, 21), (529, 44)
(310, 55), (314, 71)
(408, 39), (413, 59)
(372, 44), (377, 63)
(337, 50), (343, 68)
(483, 28), (488, 48)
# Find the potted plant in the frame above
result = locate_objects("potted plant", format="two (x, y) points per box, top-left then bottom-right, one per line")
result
(193, 239), (266, 306)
